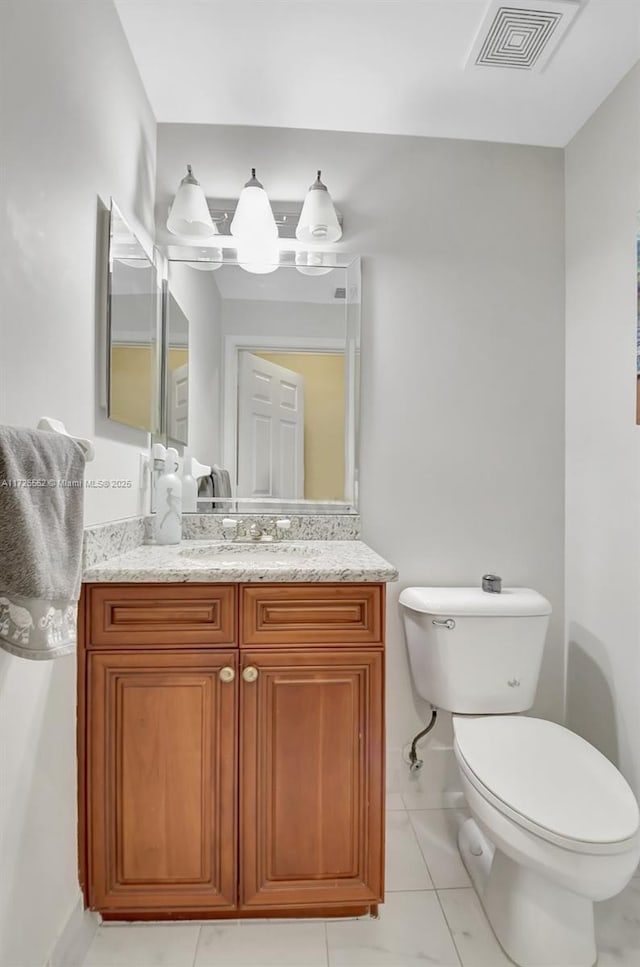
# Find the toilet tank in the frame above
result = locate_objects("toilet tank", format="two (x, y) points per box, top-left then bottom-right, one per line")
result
(399, 587), (552, 714)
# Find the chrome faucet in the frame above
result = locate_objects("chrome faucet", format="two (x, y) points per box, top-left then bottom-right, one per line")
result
(221, 517), (291, 543)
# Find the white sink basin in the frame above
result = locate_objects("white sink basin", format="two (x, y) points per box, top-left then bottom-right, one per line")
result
(179, 542), (319, 565)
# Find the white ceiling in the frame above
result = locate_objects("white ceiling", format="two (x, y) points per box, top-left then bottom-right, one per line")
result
(115, 0), (640, 147)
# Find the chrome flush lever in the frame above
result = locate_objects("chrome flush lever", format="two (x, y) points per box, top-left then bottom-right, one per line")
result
(432, 618), (456, 630)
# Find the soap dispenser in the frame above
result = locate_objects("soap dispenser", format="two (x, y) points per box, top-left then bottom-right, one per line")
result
(155, 447), (182, 544)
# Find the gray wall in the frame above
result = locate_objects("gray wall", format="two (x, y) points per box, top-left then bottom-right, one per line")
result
(0, 4), (156, 964)
(565, 62), (640, 797)
(156, 125), (566, 765)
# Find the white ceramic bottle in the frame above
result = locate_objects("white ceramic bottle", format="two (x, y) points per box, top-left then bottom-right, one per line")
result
(155, 447), (182, 544)
(181, 456), (211, 513)
(181, 459), (198, 514)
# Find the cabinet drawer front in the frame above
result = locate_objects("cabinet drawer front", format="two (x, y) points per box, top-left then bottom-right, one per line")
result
(87, 585), (237, 647)
(241, 584), (384, 646)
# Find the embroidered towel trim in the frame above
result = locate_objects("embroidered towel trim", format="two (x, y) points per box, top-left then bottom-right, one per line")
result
(0, 594), (78, 659)
(0, 425), (86, 660)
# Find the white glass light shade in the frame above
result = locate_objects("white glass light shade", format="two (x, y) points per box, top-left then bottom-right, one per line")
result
(236, 240), (279, 275)
(187, 246), (223, 271)
(230, 169), (277, 241)
(167, 165), (215, 238)
(188, 260), (223, 272)
(114, 256), (149, 269)
(295, 250), (337, 276)
(296, 171), (342, 243)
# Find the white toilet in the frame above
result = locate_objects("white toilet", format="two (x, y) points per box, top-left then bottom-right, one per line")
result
(400, 585), (640, 967)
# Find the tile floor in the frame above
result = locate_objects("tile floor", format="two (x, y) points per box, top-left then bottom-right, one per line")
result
(82, 794), (640, 967)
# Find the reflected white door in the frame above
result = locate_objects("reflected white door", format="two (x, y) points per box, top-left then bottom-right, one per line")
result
(169, 362), (189, 443)
(237, 352), (304, 499)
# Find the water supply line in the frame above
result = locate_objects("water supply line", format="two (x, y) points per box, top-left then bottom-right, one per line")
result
(407, 707), (438, 772)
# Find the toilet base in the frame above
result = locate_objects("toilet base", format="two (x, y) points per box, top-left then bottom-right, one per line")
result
(458, 818), (597, 967)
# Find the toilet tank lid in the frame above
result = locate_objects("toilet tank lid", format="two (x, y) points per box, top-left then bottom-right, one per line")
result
(399, 587), (552, 617)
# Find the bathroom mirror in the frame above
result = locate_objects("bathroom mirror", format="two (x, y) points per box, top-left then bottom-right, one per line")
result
(636, 213), (639, 424)
(163, 286), (190, 446)
(107, 201), (160, 432)
(161, 250), (361, 513)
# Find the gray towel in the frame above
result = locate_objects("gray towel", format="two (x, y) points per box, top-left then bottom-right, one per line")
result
(212, 465), (232, 498)
(0, 426), (86, 660)
(198, 466), (233, 509)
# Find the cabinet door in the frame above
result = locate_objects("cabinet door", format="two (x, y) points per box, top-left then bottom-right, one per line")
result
(88, 650), (237, 912)
(240, 650), (384, 908)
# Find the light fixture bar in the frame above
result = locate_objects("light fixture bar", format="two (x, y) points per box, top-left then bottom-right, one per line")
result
(205, 201), (343, 239)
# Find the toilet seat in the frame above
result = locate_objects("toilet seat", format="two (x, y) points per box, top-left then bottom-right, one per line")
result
(453, 715), (640, 854)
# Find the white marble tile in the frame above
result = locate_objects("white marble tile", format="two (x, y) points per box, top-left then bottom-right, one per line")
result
(195, 921), (328, 966)
(594, 877), (640, 966)
(409, 809), (471, 889)
(437, 889), (512, 967)
(386, 811), (434, 891)
(326, 890), (460, 966)
(386, 792), (406, 811)
(83, 924), (200, 967)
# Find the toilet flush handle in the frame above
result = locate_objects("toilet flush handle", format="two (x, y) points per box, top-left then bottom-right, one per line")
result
(432, 618), (456, 630)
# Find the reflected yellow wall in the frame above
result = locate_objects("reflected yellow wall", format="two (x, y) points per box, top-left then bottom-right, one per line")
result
(110, 346), (187, 430)
(110, 345), (154, 429)
(256, 352), (345, 501)
(168, 348), (189, 374)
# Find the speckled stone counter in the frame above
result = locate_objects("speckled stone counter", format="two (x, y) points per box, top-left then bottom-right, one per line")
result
(83, 540), (398, 584)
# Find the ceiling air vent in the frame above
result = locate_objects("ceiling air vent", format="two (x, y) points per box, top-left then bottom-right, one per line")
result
(467, 0), (581, 72)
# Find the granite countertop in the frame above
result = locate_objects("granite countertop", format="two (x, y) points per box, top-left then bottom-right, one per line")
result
(82, 540), (398, 584)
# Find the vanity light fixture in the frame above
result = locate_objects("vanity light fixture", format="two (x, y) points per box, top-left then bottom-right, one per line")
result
(187, 244), (224, 271)
(230, 168), (278, 242)
(187, 259), (223, 272)
(167, 165), (216, 239)
(295, 250), (337, 276)
(113, 256), (149, 269)
(296, 171), (342, 243)
(235, 240), (280, 275)
(230, 168), (279, 274)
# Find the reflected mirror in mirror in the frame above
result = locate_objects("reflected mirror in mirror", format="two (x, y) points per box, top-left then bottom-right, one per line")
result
(636, 213), (639, 424)
(164, 288), (189, 446)
(163, 252), (360, 513)
(107, 201), (159, 432)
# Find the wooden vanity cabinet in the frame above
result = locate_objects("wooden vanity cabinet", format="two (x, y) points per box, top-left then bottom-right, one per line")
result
(79, 582), (385, 919)
(240, 649), (383, 909)
(86, 649), (237, 912)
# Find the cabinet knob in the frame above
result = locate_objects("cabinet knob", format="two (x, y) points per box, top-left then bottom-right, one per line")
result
(242, 666), (259, 683)
(219, 666), (235, 683)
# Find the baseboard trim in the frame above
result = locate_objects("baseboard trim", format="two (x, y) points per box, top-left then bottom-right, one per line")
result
(46, 895), (99, 967)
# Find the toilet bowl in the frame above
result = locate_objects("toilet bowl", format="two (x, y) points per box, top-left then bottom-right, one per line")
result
(399, 586), (640, 967)
(452, 714), (640, 967)
(454, 715), (640, 896)
(453, 715), (640, 967)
